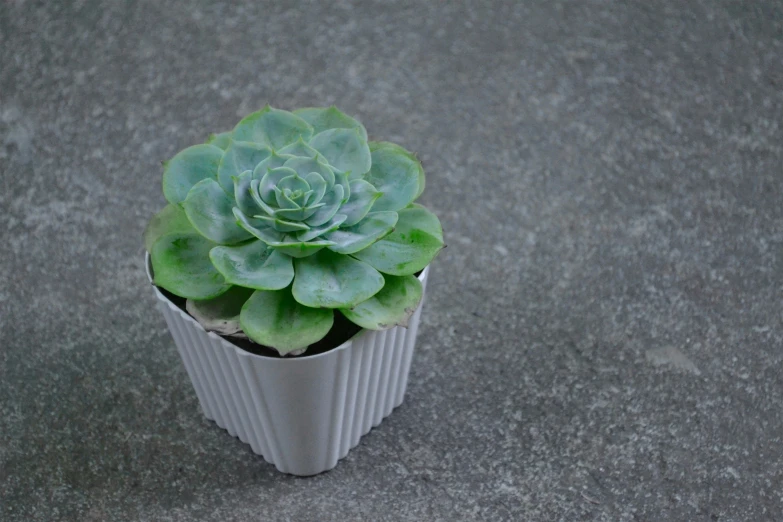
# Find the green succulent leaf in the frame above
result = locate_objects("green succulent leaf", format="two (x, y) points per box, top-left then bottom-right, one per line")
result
(325, 211), (398, 255)
(305, 184), (344, 227)
(232, 106), (314, 150)
(282, 156), (335, 186)
(273, 186), (301, 210)
(292, 249), (384, 308)
(150, 233), (231, 299)
(340, 179), (382, 226)
(143, 204), (196, 253)
(332, 168), (351, 202)
(206, 131), (233, 150)
(293, 106), (368, 141)
(217, 140), (271, 195)
(275, 200), (324, 221)
(339, 274), (423, 330)
(253, 197), (278, 218)
(185, 286), (254, 336)
(240, 289), (334, 356)
(183, 178), (252, 245)
(233, 208), (285, 244)
(351, 204), (443, 275)
(209, 240), (294, 290)
(252, 150), (296, 179)
(304, 172), (328, 204)
(257, 215), (310, 233)
(266, 236), (335, 258)
(276, 173), (310, 194)
(297, 214), (347, 242)
(308, 128), (371, 178)
(364, 142), (425, 212)
(233, 170), (262, 216)
(257, 167), (298, 205)
(162, 144), (223, 205)
(278, 137), (319, 158)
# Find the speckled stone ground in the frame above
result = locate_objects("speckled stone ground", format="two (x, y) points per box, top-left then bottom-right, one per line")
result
(2, 1), (783, 520)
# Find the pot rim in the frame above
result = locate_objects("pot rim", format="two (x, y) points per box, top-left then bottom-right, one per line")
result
(145, 252), (429, 362)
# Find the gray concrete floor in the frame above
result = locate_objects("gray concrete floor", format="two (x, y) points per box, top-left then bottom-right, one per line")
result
(2, 1), (783, 520)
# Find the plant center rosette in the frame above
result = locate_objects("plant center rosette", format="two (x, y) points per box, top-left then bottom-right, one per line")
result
(144, 106), (444, 356)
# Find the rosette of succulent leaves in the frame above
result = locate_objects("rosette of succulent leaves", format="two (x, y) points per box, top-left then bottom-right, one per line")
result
(145, 106), (444, 356)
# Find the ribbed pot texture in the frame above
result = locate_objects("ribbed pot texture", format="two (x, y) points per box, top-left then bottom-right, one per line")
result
(147, 255), (429, 476)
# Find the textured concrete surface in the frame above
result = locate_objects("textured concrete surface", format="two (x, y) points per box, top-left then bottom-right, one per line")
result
(2, 1), (783, 520)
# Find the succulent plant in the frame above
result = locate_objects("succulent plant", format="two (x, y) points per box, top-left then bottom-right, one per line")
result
(145, 106), (444, 356)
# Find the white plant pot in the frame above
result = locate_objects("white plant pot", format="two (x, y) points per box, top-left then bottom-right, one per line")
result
(146, 255), (429, 476)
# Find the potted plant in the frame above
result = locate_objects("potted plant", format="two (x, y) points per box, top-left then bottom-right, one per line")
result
(143, 106), (444, 475)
